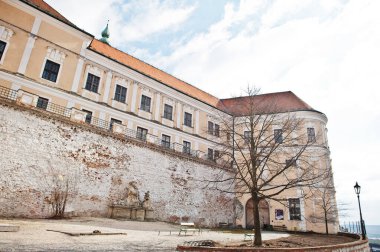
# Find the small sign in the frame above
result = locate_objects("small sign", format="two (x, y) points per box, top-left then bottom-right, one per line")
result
(275, 209), (284, 220)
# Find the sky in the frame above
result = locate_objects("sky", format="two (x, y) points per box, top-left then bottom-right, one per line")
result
(45, 0), (380, 225)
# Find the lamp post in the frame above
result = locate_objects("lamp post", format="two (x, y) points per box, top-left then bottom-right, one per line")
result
(354, 182), (366, 239)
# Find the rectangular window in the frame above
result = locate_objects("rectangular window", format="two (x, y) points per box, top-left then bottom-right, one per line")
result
(244, 131), (251, 144)
(183, 141), (191, 154)
(110, 118), (122, 130)
(184, 112), (192, 127)
(161, 134), (171, 148)
(85, 73), (100, 93)
(227, 132), (231, 141)
(140, 95), (151, 112)
(307, 127), (316, 143)
(208, 121), (220, 137)
(286, 159), (296, 167)
(214, 150), (220, 160)
(42, 60), (60, 82)
(136, 127), (148, 141)
(208, 121), (214, 135)
(36, 97), (49, 110)
(114, 85), (127, 103)
(274, 129), (283, 144)
(214, 124), (220, 137)
(82, 109), (92, 124)
(208, 148), (214, 161)
(289, 198), (301, 220)
(0, 41), (6, 61)
(163, 104), (173, 120)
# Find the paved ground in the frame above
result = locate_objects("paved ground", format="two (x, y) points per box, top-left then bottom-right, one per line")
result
(0, 217), (289, 251)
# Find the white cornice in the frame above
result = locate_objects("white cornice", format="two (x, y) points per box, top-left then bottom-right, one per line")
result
(295, 111), (328, 124)
(235, 110), (328, 125)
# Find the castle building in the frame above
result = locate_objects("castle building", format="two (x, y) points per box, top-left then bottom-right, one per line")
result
(0, 0), (338, 233)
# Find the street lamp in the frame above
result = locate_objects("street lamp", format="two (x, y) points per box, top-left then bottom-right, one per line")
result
(354, 182), (366, 239)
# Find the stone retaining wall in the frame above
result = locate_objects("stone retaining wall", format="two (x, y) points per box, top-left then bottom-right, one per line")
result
(0, 102), (234, 226)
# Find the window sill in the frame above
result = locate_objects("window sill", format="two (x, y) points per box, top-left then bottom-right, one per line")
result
(162, 116), (173, 121)
(112, 99), (127, 105)
(82, 88), (100, 95)
(183, 124), (193, 128)
(139, 108), (152, 113)
(41, 77), (58, 84)
(208, 133), (220, 137)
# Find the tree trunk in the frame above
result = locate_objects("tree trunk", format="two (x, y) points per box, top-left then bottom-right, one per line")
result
(324, 211), (329, 234)
(252, 192), (262, 246)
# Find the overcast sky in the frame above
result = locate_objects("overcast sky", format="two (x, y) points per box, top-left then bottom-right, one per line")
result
(46, 0), (380, 225)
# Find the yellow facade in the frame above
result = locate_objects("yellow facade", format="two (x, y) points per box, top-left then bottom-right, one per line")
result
(0, 0), (338, 233)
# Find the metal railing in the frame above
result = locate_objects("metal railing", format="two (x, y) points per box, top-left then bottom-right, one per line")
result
(89, 116), (111, 130)
(0, 84), (224, 166)
(45, 101), (71, 118)
(339, 220), (366, 235)
(0, 85), (17, 101)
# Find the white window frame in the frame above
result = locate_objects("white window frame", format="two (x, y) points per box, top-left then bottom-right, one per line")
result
(0, 26), (14, 65)
(287, 197), (302, 221)
(36, 95), (51, 110)
(306, 123), (316, 143)
(182, 140), (192, 154)
(39, 47), (66, 84)
(82, 64), (104, 93)
(113, 77), (130, 104)
(161, 134), (171, 148)
(183, 105), (194, 128)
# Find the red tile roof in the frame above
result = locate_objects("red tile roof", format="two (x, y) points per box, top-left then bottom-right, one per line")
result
(20, 0), (321, 116)
(218, 91), (318, 116)
(89, 39), (220, 107)
(21, 0), (73, 25)
(20, 0), (93, 36)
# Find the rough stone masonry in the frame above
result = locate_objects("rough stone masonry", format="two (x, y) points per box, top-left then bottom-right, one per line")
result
(0, 103), (234, 226)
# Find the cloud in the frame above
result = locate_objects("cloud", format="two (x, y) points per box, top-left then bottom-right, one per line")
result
(142, 0), (380, 223)
(45, 0), (196, 47)
(45, 0), (122, 36)
(45, 0), (380, 224)
(117, 0), (196, 43)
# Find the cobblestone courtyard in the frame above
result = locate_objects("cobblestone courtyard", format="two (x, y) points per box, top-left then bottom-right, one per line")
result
(0, 218), (288, 251)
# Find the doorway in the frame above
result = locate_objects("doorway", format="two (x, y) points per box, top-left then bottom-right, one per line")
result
(245, 199), (270, 229)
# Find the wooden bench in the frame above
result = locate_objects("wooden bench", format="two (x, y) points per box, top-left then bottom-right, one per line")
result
(273, 225), (287, 232)
(179, 222), (201, 236)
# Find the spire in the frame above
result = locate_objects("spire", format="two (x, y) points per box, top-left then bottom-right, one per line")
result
(100, 20), (110, 44)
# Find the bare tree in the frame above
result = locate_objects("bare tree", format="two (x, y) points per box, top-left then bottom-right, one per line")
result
(47, 173), (71, 218)
(308, 169), (344, 234)
(207, 87), (329, 246)
(35, 160), (79, 219)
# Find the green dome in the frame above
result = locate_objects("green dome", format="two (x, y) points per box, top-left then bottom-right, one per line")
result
(100, 21), (110, 44)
